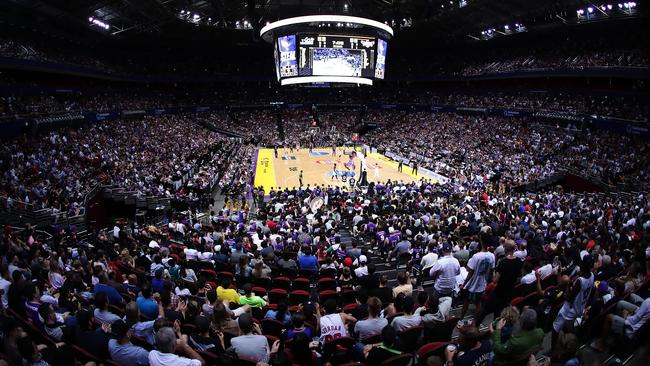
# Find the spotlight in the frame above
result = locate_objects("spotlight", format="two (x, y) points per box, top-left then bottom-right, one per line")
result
(504, 25), (509, 30)
(587, 6), (594, 13)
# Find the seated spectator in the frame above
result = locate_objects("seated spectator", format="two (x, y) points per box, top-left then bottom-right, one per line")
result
(490, 308), (544, 366)
(189, 315), (224, 353)
(354, 296), (388, 339)
(108, 319), (150, 366)
(94, 291), (121, 325)
(94, 273), (125, 305)
(136, 283), (159, 319)
(38, 303), (71, 342)
(286, 312), (313, 341)
(148, 327), (205, 366)
(364, 325), (402, 365)
(282, 333), (318, 365)
(125, 300), (161, 345)
(74, 308), (112, 359)
(373, 274), (393, 305)
(216, 278), (240, 304)
(391, 296), (422, 332)
(239, 283), (267, 308)
(591, 296), (650, 352)
(229, 313), (272, 363)
(264, 302), (292, 326)
(298, 247), (318, 273)
(445, 325), (492, 366)
(319, 298), (356, 344)
(211, 301), (242, 336)
(392, 271), (413, 298)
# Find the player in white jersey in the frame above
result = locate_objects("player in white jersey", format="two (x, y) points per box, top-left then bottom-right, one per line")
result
(331, 163), (339, 181)
(318, 299), (356, 345)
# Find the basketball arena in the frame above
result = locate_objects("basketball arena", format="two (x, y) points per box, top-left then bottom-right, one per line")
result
(0, 2), (648, 366)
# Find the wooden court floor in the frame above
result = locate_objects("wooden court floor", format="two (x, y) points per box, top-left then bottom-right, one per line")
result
(253, 147), (437, 192)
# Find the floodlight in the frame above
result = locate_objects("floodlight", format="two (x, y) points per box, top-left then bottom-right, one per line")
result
(587, 7), (594, 13)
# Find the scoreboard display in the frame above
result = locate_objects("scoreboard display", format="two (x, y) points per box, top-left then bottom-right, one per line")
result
(297, 34), (376, 78)
(274, 32), (388, 84)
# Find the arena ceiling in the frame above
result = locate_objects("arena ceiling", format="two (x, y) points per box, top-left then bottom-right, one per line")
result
(1, 0), (613, 41)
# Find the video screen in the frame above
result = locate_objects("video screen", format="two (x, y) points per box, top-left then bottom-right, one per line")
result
(297, 34), (376, 78)
(278, 35), (297, 77)
(375, 38), (387, 79)
(273, 32), (388, 84)
(312, 48), (362, 76)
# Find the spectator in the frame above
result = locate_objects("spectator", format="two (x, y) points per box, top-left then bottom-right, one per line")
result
(108, 319), (151, 366)
(148, 327), (205, 366)
(491, 309), (544, 366)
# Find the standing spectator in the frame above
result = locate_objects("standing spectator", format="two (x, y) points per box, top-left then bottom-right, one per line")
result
(476, 240), (522, 326)
(429, 244), (461, 299)
(460, 240), (495, 321)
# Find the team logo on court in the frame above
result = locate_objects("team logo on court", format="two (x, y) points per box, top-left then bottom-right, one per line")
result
(328, 170), (355, 178)
(281, 156), (296, 160)
(309, 151), (330, 157)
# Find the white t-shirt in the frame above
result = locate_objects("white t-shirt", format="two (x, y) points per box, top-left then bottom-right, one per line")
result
(521, 264), (553, 285)
(464, 251), (496, 293)
(148, 350), (202, 366)
(420, 252), (438, 270)
(429, 255), (461, 293)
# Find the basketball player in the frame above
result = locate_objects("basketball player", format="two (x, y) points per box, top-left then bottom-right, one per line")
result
(412, 160), (418, 176)
(331, 163), (338, 181)
(274, 146), (278, 159)
(374, 162), (380, 179)
(398, 159), (403, 172)
(299, 170), (303, 187)
(332, 145), (336, 155)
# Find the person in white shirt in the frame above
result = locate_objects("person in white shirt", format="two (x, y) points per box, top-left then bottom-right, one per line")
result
(420, 243), (439, 273)
(520, 263), (554, 285)
(0, 266), (12, 309)
(429, 244), (461, 298)
(460, 242), (495, 320)
(148, 327), (205, 366)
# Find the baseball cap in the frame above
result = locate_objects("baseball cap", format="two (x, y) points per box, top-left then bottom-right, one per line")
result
(359, 255), (367, 264)
(148, 240), (160, 249)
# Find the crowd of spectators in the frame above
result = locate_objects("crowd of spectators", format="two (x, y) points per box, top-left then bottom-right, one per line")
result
(0, 164), (648, 366)
(365, 112), (650, 190)
(0, 114), (251, 215)
(453, 49), (650, 77)
(2, 89), (647, 122)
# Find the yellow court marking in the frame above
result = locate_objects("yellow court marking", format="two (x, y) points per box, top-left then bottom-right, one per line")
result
(253, 148), (277, 191)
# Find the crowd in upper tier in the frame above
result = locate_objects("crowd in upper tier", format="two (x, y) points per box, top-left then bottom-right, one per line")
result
(2, 89), (648, 123)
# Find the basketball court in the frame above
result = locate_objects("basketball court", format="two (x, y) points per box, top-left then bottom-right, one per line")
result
(253, 147), (439, 192)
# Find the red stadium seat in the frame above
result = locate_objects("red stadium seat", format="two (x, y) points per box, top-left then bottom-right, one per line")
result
(292, 277), (311, 291)
(273, 276), (291, 290)
(290, 290), (310, 305)
(268, 288), (288, 304)
(417, 342), (450, 366)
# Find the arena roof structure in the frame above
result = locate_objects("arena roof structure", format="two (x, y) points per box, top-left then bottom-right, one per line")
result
(4, 0), (639, 42)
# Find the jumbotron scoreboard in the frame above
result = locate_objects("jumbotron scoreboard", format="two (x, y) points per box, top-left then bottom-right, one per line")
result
(261, 15), (393, 86)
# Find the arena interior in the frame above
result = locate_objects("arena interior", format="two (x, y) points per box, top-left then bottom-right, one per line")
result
(1, 1), (650, 366)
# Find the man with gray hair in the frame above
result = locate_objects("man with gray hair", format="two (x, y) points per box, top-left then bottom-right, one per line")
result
(490, 308), (544, 366)
(148, 327), (205, 366)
